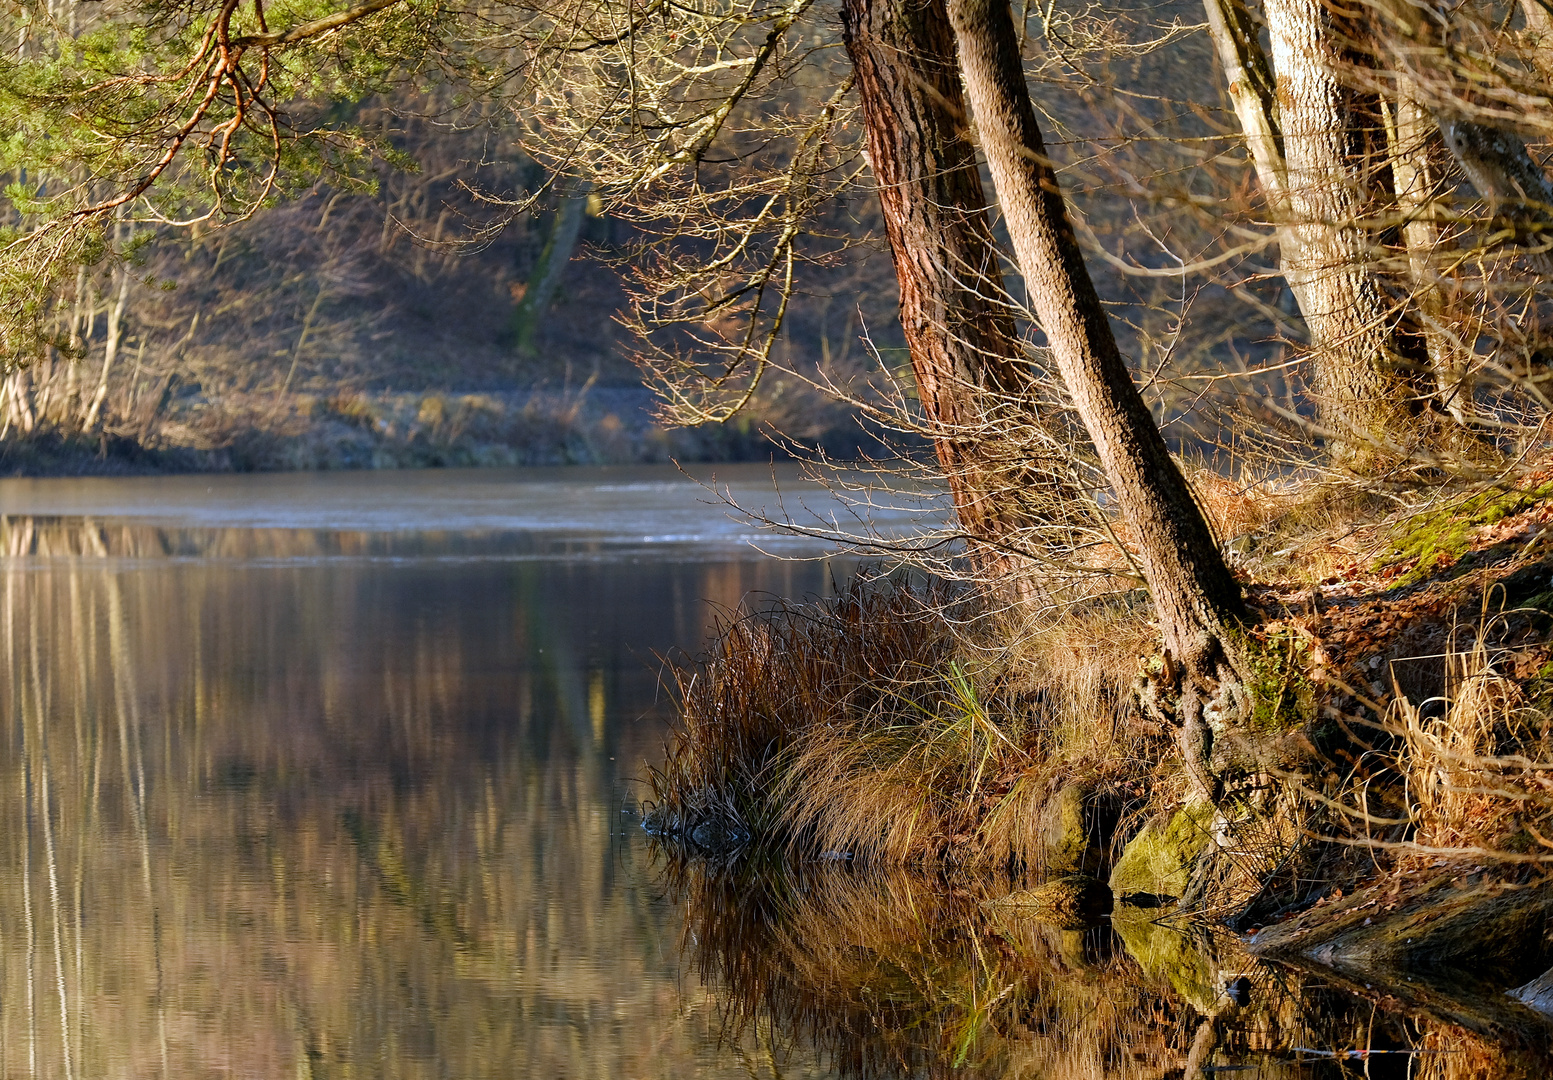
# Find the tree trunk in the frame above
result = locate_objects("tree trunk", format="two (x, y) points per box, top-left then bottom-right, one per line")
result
(839, 0), (1065, 588)
(1207, 0), (1442, 464)
(1260, 0), (1426, 465)
(1520, 0), (1552, 79)
(510, 185), (589, 358)
(1201, 0), (1286, 205)
(943, 0), (1249, 792)
(82, 266), (130, 432)
(1384, 85), (1474, 425)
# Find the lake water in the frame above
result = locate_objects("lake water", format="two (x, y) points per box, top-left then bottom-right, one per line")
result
(2, 464), (1550, 1079)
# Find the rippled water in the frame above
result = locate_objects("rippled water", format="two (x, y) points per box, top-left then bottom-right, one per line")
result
(2, 464), (1549, 1079)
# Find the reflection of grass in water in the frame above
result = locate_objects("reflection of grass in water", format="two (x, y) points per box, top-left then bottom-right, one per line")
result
(661, 855), (1185, 1077)
(660, 854), (1547, 1079)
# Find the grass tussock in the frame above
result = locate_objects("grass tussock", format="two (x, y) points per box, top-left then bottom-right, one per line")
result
(1391, 628), (1553, 859)
(646, 578), (1164, 867)
(645, 580), (960, 850)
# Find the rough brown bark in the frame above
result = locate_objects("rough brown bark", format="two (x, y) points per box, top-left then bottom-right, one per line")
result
(839, 0), (1050, 586)
(942, 0), (1248, 792)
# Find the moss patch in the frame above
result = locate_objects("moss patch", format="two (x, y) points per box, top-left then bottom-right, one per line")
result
(1239, 626), (1317, 733)
(1379, 482), (1553, 585)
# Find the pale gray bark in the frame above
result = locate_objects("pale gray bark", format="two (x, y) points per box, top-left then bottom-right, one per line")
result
(81, 266), (130, 431)
(1262, 0), (1414, 459)
(1201, 0), (1286, 204)
(1206, 0), (1433, 462)
(1385, 86), (1474, 424)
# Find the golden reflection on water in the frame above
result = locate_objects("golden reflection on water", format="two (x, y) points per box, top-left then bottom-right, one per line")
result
(663, 840), (1553, 1078)
(0, 517), (845, 1080)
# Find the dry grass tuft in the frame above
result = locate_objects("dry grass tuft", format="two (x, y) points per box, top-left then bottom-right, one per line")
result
(1187, 466), (1299, 545)
(645, 579), (961, 851)
(773, 657), (1038, 864)
(1390, 629), (1553, 859)
(647, 578), (1164, 866)
(1303, 611), (1553, 878)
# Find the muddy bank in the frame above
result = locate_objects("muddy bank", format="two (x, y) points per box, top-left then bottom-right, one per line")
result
(0, 386), (883, 477)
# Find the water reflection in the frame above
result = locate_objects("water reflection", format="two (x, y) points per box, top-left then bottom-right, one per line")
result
(664, 857), (1553, 1079)
(0, 463), (947, 557)
(0, 513), (847, 1079)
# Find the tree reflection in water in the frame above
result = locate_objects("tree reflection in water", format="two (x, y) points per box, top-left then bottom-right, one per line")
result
(0, 517), (849, 1080)
(660, 853), (1553, 1079)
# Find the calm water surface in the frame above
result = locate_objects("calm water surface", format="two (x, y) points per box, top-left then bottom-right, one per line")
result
(1, 465), (1549, 1079)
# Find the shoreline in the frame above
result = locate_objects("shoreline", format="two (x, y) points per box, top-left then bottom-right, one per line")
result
(0, 385), (883, 478)
(646, 469), (1553, 1003)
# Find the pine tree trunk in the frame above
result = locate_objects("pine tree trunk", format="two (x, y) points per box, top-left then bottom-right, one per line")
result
(943, 0), (1249, 793)
(840, 0), (1057, 587)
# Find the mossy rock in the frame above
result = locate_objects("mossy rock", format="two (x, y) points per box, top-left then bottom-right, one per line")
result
(1108, 800), (1215, 901)
(1111, 906), (1222, 1013)
(1041, 782), (1118, 875)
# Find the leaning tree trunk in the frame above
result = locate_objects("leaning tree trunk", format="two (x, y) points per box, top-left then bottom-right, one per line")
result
(840, 0), (1066, 590)
(943, 0), (1249, 795)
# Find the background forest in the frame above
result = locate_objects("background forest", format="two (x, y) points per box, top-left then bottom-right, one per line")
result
(0, 0), (1278, 475)
(0, 88), (902, 471)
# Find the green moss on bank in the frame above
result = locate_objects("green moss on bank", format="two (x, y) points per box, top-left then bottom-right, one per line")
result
(1380, 482), (1553, 585)
(1239, 626), (1317, 733)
